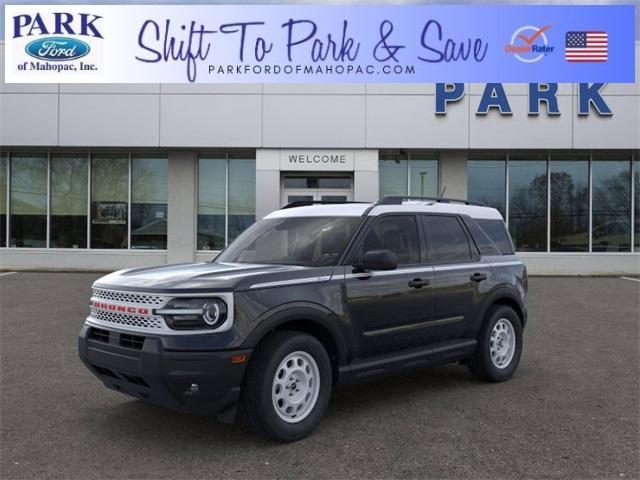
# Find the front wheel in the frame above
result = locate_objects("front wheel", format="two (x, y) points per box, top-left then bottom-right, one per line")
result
(468, 305), (523, 382)
(240, 331), (332, 442)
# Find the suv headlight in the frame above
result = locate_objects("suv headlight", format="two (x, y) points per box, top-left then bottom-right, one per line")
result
(157, 298), (228, 330)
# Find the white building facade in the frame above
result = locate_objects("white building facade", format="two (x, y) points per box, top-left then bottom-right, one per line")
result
(0, 42), (639, 274)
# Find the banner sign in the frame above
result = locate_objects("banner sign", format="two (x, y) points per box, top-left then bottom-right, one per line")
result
(3, 4), (636, 83)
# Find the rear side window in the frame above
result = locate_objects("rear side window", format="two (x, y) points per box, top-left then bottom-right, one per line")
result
(360, 215), (420, 265)
(476, 219), (515, 254)
(422, 215), (473, 263)
(462, 217), (501, 256)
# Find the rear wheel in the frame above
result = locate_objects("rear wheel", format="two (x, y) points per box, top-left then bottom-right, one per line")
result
(241, 331), (332, 442)
(468, 305), (523, 382)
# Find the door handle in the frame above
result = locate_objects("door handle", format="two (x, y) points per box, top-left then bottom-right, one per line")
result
(408, 278), (430, 288)
(470, 272), (488, 282)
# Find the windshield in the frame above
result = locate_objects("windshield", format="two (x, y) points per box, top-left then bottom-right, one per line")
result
(217, 216), (362, 267)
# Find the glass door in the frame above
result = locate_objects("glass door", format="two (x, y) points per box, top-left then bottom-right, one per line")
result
(282, 175), (353, 206)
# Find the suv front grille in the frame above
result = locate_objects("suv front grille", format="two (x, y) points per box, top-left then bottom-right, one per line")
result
(119, 333), (145, 350)
(91, 288), (165, 306)
(90, 307), (164, 330)
(88, 327), (110, 343)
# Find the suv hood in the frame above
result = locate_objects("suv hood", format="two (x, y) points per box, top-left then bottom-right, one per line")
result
(93, 261), (315, 293)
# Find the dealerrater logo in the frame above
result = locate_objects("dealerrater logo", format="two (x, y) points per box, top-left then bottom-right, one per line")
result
(12, 12), (103, 72)
(505, 25), (554, 63)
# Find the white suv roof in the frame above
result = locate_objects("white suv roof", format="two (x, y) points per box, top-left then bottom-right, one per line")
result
(267, 201), (504, 221)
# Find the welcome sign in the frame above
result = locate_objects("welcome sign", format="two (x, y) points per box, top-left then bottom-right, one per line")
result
(3, 4), (636, 83)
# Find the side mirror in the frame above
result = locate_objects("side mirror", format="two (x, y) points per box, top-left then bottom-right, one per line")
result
(354, 249), (398, 272)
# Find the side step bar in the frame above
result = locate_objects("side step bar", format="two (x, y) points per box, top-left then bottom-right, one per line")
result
(338, 339), (477, 384)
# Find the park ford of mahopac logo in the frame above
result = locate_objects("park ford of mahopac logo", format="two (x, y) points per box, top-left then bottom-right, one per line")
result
(12, 12), (103, 73)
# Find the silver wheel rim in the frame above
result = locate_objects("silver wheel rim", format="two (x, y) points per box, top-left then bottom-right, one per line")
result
(490, 318), (516, 369)
(272, 351), (320, 423)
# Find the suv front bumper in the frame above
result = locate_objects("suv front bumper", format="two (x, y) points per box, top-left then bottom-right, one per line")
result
(78, 325), (251, 419)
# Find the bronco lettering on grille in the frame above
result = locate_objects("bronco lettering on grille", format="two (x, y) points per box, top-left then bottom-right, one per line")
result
(90, 300), (150, 315)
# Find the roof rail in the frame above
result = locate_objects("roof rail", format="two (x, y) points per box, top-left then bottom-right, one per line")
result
(282, 200), (370, 209)
(376, 196), (485, 207)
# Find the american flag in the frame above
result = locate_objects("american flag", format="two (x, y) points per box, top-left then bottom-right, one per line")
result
(565, 31), (608, 62)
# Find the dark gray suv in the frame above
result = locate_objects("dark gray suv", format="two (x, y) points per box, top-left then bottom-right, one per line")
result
(79, 196), (527, 442)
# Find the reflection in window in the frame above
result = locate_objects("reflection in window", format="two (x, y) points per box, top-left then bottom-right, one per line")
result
(467, 157), (506, 217)
(508, 155), (547, 252)
(379, 152), (439, 199)
(423, 215), (472, 263)
(635, 158), (639, 251)
(91, 155), (128, 249)
(361, 215), (420, 265)
(0, 155), (6, 247)
(550, 156), (589, 252)
(228, 157), (256, 243)
(50, 155), (88, 248)
(131, 156), (168, 249)
(197, 157), (226, 250)
(379, 152), (408, 197)
(10, 155), (47, 248)
(409, 156), (438, 197)
(592, 155), (631, 252)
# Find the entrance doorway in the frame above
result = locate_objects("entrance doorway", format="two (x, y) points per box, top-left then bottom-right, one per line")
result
(281, 175), (353, 206)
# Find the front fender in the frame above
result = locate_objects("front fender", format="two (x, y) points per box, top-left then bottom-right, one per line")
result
(240, 301), (350, 366)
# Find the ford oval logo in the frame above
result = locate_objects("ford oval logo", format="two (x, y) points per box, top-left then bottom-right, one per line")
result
(25, 37), (90, 62)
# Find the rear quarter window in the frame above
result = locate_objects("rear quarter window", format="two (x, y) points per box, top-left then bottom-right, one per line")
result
(475, 218), (515, 254)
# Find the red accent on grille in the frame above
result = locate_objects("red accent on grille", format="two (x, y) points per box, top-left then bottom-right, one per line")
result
(91, 301), (152, 316)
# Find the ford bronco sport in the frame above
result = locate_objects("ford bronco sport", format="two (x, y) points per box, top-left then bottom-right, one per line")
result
(79, 196), (527, 442)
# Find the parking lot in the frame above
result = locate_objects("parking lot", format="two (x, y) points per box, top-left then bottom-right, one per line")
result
(0, 272), (638, 480)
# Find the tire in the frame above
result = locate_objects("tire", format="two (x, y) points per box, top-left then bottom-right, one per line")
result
(240, 330), (332, 442)
(468, 305), (523, 382)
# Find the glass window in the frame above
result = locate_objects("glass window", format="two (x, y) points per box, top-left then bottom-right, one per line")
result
(461, 217), (501, 256)
(592, 154), (631, 252)
(508, 155), (548, 252)
(467, 157), (506, 217)
(423, 215), (472, 263)
(317, 177), (350, 189)
(131, 156), (168, 249)
(360, 215), (420, 265)
(217, 216), (360, 267)
(379, 152), (408, 197)
(91, 155), (128, 249)
(409, 156), (438, 197)
(549, 155), (589, 252)
(476, 218), (515, 255)
(228, 157), (256, 243)
(50, 155), (88, 248)
(10, 154), (47, 248)
(635, 156), (639, 252)
(198, 157), (226, 250)
(379, 152), (439, 199)
(0, 155), (6, 247)
(283, 177), (309, 188)
(283, 176), (350, 189)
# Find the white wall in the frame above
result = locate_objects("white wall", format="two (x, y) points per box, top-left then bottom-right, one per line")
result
(2, 42), (639, 150)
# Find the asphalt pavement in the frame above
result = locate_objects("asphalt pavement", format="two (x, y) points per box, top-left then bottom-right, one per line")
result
(0, 273), (638, 480)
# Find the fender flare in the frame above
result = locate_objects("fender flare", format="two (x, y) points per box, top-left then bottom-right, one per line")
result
(241, 301), (350, 366)
(479, 286), (526, 327)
